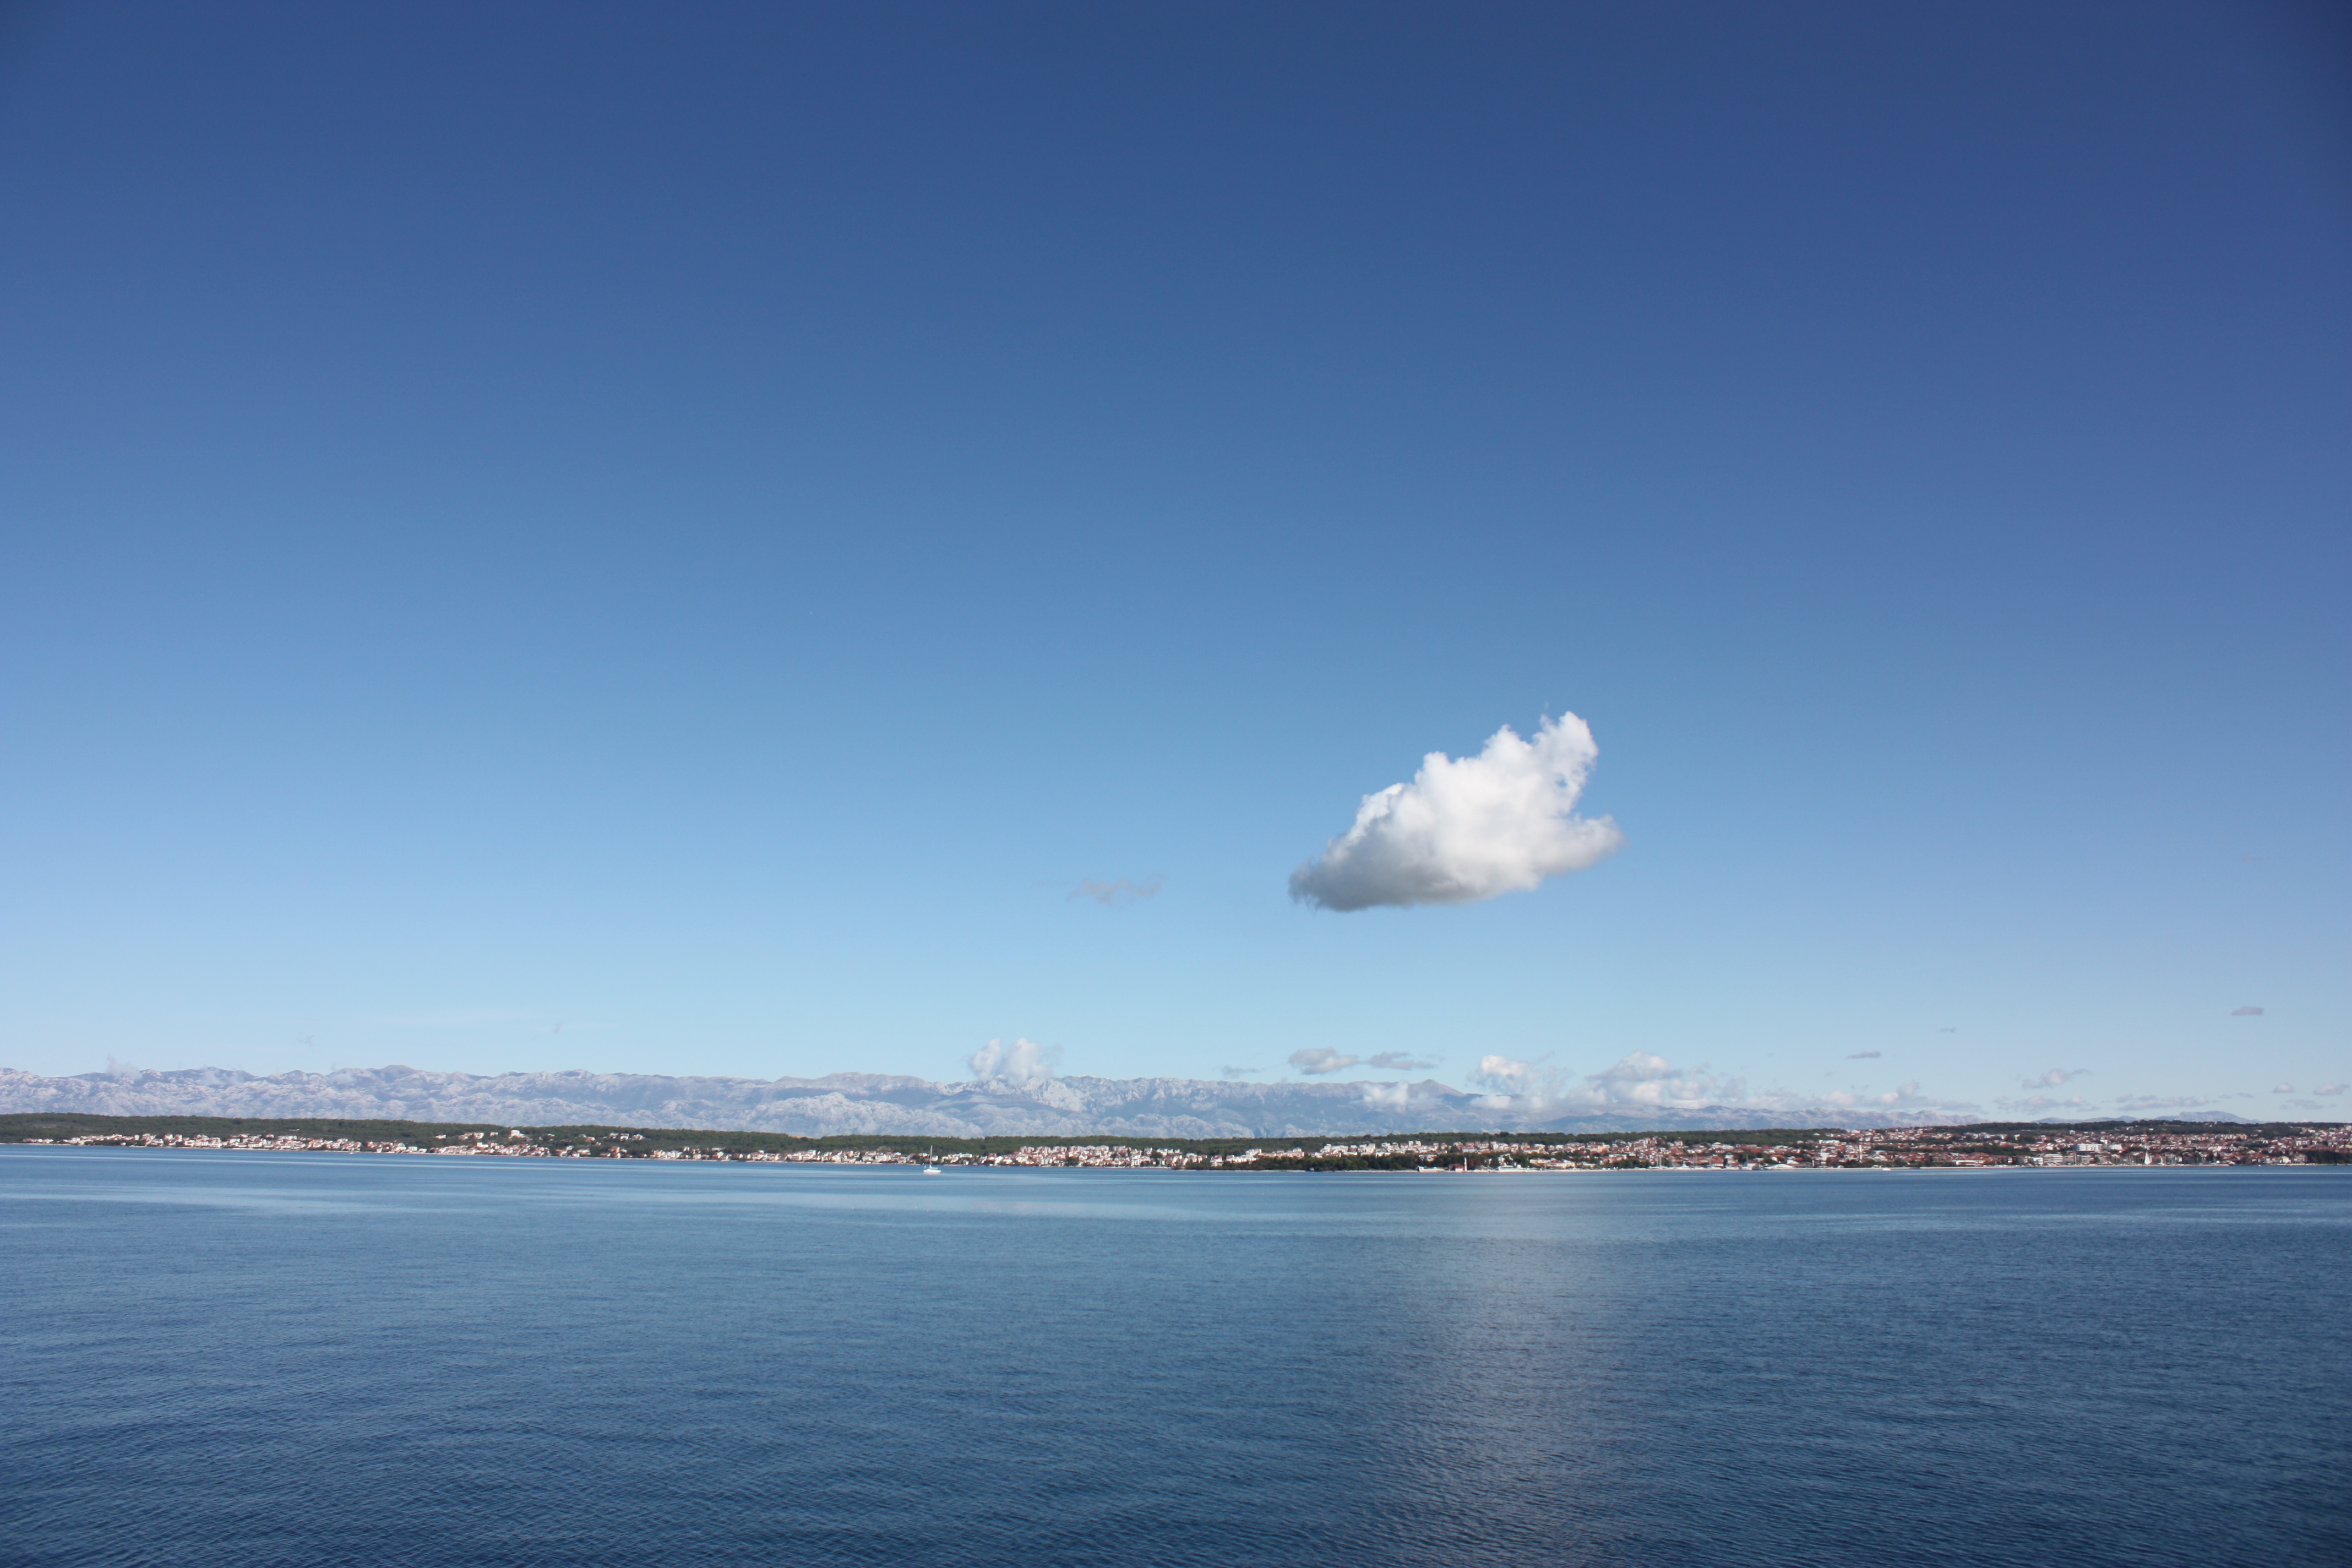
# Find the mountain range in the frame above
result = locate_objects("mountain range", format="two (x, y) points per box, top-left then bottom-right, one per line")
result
(0, 1062), (2030, 1137)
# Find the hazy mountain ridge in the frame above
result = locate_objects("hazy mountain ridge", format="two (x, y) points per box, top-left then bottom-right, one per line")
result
(0, 1063), (2017, 1136)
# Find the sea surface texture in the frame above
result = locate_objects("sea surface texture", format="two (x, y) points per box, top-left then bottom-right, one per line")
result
(4, 1150), (2346, 1567)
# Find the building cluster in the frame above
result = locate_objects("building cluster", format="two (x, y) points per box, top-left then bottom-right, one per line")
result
(27, 1131), (431, 1153)
(25, 1129), (635, 1157)
(23, 1122), (2349, 1168)
(964, 1124), (2352, 1170)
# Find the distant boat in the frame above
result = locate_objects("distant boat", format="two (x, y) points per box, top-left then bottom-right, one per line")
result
(923, 1149), (943, 1175)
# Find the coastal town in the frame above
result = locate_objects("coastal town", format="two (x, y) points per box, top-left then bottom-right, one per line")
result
(14, 1118), (2349, 1169)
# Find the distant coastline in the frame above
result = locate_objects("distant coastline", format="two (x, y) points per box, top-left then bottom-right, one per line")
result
(6, 1113), (2344, 1170)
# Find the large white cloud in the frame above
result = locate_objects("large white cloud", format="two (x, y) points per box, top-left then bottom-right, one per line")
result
(1289, 715), (1624, 911)
(967, 1037), (1061, 1085)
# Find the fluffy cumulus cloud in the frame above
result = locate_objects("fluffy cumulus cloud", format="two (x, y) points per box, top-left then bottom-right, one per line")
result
(1472, 1054), (1548, 1097)
(967, 1037), (1061, 1085)
(1289, 715), (1624, 912)
(2272, 1083), (2295, 1094)
(2022, 1068), (2090, 1089)
(2316, 1084), (2345, 1097)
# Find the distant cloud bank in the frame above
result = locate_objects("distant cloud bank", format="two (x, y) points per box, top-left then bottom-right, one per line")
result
(0, 1062), (1992, 1136)
(1287, 1048), (1440, 1077)
(1288, 715), (1623, 911)
(1995, 1093), (2092, 1112)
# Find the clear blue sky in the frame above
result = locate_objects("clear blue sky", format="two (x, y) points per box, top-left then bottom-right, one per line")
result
(3, 2), (2344, 1118)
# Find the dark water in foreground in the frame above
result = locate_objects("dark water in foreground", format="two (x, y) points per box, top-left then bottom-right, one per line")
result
(3, 1150), (2346, 1567)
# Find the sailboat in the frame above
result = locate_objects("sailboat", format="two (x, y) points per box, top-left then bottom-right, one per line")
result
(922, 1147), (944, 1175)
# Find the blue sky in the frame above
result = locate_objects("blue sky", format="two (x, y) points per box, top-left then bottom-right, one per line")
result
(3, 1), (2344, 1119)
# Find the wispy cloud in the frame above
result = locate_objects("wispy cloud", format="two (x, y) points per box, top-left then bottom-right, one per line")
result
(2022, 1068), (2090, 1089)
(2114, 1094), (2219, 1111)
(1289, 715), (1623, 911)
(1288, 1048), (1358, 1076)
(2231, 1006), (2264, 1017)
(1286, 1047), (1435, 1077)
(1458, 1049), (1979, 1121)
(1816, 1081), (1931, 1109)
(1994, 1094), (2094, 1112)
(2315, 1084), (2345, 1097)
(967, 1037), (1061, 1085)
(2272, 1083), (2295, 1094)
(359, 1008), (538, 1028)
(1476, 1051), (1737, 1109)
(1070, 876), (1163, 907)
(1848, 1050), (1882, 1059)
(1221, 1065), (1260, 1080)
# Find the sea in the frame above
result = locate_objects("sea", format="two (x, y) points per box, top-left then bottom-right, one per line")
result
(3, 1148), (2346, 1567)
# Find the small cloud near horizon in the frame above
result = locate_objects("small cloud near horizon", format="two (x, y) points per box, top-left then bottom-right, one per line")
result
(1848, 1050), (1881, 1059)
(1289, 715), (1623, 911)
(1221, 1065), (1260, 1080)
(1070, 876), (1163, 907)
(2272, 1082), (2294, 1094)
(1364, 1050), (1435, 1071)
(2231, 1006), (2263, 1016)
(2315, 1084), (2345, 1097)
(2022, 1068), (2089, 1089)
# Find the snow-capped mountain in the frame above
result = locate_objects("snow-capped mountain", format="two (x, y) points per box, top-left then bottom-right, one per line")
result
(0, 1062), (1987, 1136)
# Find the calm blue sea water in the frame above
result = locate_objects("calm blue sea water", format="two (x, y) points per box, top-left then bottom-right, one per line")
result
(3, 1148), (2345, 1567)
